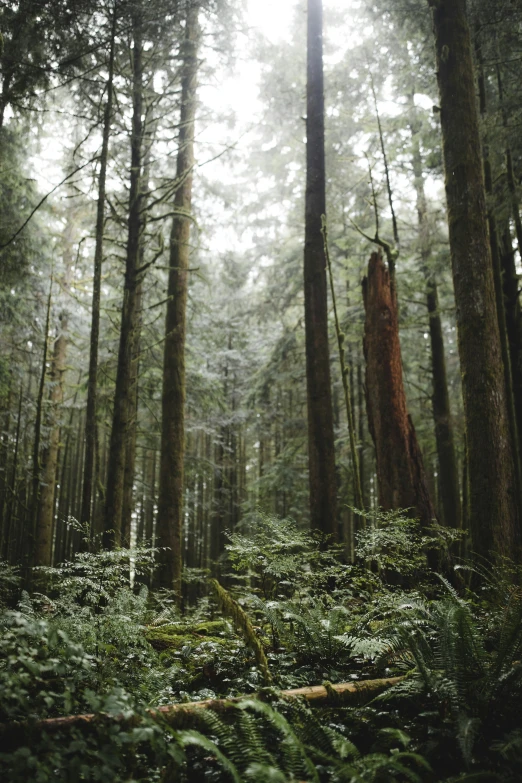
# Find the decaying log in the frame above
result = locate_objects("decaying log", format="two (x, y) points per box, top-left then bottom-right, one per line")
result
(0, 676), (404, 748)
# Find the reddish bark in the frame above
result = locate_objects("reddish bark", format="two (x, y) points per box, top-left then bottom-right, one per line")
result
(363, 252), (436, 529)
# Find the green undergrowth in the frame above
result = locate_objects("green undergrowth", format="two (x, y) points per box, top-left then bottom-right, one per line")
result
(0, 512), (521, 781)
(146, 620), (232, 654)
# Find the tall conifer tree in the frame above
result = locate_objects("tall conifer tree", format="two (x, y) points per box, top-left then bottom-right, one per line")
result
(429, 0), (520, 560)
(156, 1), (200, 594)
(304, 0), (337, 539)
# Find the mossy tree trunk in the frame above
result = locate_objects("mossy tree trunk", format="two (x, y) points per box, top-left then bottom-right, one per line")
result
(30, 281), (53, 567)
(429, 0), (520, 560)
(304, 0), (337, 539)
(363, 251), (436, 530)
(34, 196), (77, 566)
(34, 312), (68, 566)
(104, 9), (144, 549)
(81, 1), (117, 534)
(156, 3), (200, 596)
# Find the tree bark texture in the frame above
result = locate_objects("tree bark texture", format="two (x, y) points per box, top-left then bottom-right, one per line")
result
(476, 33), (522, 510)
(34, 199), (76, 566)
(104, 9), (143, 549)
(121, 140), (153, 543)
(80, 1), (117, 533)
(34, 312), (68, 566)
(0, 676), (403, 748)
(156, 3), (200, 595)
(304, 0), (337, 539)
(430, 0), (520, 561)
(0, 385), (13, 545)
(499, 224), (522, 456)
(1, 383), (22, 560)
(30, 281), (53, 566)
(363, 252), (436, 529)
(409, 95), (460, 528)
(495, 64), (522, 483)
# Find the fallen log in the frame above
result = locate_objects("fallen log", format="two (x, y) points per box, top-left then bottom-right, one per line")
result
(0, 675), (404, 748)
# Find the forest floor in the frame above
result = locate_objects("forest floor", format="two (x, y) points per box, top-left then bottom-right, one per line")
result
(1, 512), (522, 781)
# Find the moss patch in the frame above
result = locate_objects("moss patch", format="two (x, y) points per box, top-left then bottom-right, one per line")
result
(146, 620), (231, 652)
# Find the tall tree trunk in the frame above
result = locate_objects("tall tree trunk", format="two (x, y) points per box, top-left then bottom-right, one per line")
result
(495, 61), (522, 260)
(104, 9), (144, 549)
(409, 93), (460, 528)
(0, 383), (13, 545)
(429, 0), (520, 561)
(304, 0), (337, 539)
(1, 382), (22, 560)
(34, 199), (76, 566)
(144, 438), (156, 545)
(81, 1), (117, 534)
(475, 32), (522, 510)
(356, 358), (367, 509)
(34, 311), (68, 566)
(363, 251), (436, 530)
(495, 63), (522, 470)
(210, 432), (225, 569)
(498, 223), (522, 452)
(54, 383), (80, 565)
(155, 2), (200, 596)
(120, 331), (140, 546)
(30, 281), (53, 565)
(120, 130), (154, 543)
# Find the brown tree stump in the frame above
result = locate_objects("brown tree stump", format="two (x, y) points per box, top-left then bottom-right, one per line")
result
(363, 251), (436, 530)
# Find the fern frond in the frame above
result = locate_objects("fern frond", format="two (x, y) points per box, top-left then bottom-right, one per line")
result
(286, 698), (359, 761)
(456, 713), (481, 767)
(491, 589), (522, 691)
(177, 729), (242, 782)
(374, 675), (425, 702)
(237, 699), (320, 782)
(244, 763), (289, 782)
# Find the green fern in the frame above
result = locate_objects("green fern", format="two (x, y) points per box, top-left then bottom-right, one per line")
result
(177, 729), (242, 782)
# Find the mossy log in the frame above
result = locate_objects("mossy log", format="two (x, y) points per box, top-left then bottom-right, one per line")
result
(209, 578), (272, 684)
(0, 676), (404, 748)
(146, 619), (229, 650)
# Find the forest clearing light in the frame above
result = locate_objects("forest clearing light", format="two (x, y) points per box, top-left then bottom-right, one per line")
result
(248, 0), (353, 42)
(247, 0), (295, 42)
